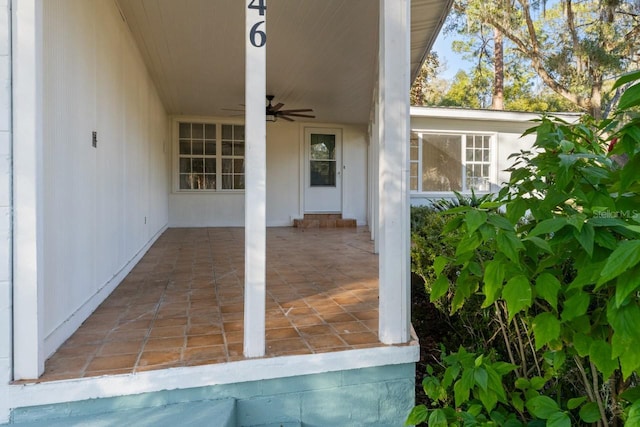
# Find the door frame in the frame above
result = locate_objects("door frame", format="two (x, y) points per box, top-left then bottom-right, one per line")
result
(298, 126), (343, 215)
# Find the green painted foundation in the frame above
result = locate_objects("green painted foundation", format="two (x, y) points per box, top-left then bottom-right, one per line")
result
(5, 364), (415, 426)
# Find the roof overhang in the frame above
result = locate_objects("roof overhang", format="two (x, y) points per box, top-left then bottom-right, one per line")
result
(117, 0), (452, 125)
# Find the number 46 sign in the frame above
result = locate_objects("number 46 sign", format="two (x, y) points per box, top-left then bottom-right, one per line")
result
(248, 0), (266, 48)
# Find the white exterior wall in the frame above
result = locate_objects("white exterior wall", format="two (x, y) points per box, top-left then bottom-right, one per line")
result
(41, 0), (169, 357)
(169, 121), (368, 227)
(0, 0), (11, 390)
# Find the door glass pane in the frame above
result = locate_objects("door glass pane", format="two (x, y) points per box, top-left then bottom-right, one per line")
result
(310, 161), (336, 186)
(310, 134), (336, 160)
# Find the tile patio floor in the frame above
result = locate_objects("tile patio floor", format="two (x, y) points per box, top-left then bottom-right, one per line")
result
(37, 227), (381, 382)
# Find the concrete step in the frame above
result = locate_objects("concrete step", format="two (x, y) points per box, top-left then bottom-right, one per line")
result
(293, 215), (357, 229)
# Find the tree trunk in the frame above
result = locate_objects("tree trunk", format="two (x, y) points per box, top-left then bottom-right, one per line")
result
(492, 27), (504, 110)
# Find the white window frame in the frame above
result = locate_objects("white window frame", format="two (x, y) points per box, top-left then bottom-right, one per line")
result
(173, 117), (246, 193)
(410, 130), (498, 196)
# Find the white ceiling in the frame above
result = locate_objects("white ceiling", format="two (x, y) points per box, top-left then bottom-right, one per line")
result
(116, 0), (451, 125)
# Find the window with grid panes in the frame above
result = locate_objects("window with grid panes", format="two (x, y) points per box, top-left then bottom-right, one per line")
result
(221, 124), (245, 190)
(179, 122), (217, 190)
(409, 131), (493, 193)
(177, 122), (245, 191)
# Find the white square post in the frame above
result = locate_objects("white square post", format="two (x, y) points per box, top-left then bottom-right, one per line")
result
(378, 0), (411, 344)
(12, 0), (45, 379)
(244, 0), (267, 358)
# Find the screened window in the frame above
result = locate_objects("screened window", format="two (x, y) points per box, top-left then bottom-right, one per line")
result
(410, 131), (494, 193)
(177, 122), (245, 191)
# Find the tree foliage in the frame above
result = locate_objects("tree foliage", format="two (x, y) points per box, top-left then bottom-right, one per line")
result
(430, 0), (640, 117)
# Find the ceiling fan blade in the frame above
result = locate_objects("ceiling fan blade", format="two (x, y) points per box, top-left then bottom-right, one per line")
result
(272, 103), (284, 112)
(279, 115), (295, 121)
(278, 109), (314, 113)
(282, 113), (316, 118)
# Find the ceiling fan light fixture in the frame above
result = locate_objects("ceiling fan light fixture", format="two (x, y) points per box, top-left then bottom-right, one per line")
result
(266, 113), (277, 122)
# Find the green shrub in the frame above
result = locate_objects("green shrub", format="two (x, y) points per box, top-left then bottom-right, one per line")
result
(407, 70), (640, 427)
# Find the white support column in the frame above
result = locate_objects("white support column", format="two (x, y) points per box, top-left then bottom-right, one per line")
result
(243, 0), (267, 358)
(12, 0), (45, 379)
(378, 0), (411, 344)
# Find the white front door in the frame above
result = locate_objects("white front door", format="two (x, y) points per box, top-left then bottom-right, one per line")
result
(304, 128), (342, 213)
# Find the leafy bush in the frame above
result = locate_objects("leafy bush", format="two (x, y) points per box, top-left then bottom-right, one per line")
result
(408, 70), (640, 427)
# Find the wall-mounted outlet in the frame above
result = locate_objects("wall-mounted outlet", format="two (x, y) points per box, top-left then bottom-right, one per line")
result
(92, 131), (97, 148)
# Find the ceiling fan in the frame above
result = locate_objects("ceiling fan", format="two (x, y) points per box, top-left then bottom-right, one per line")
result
(222, 95), (316, 122)
(265, 95), (315, 122)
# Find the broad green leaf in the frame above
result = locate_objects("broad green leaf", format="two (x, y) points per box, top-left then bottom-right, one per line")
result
(535, 273), (560, 310)
(570, 260), (606, 290)
(620, 387), (640, 403)
(506, 197), (527, 224)
(488, 214), (514, 231)
(529, 376), (546, 391)
(621, 153), (640, 190)
(526, 395), (559, 419)
(529, 218), (568, 237)
(460, 368), (475, 388)
(485, 365), (507, 400)
(442, 365), (460, 388)
(573, 332), (592, 357)
(503, 275), (532, 321)
(578, 402), (602, 423)
(492, 361), (518, 375)
(618, 82), (640, 111)
(456, 230), (481, 256)
(612, 70), (640, 89)
(477, 386), (498, 413)
(532, 313), (560, 350)
(428, 408), (448, 427)
(514, 378), (530, 390)
(547, 411), (571, 427)
(511, 391), (525, 413)
(430, 275), (449, 301)
(422, 376), (443, 401)
(567, 397), (587, 410)
(619, 338), (640, 379)
(433, 256), (449, 276)
(467, 404), (483, 417)
(443, 215), (463, 234)
(523, 236), (552, 253)
(615, 268), (640, 308)
(474, 354), (484, 367)
(482, 259), (505, 307)
(474, 367), (488, 391)
(454, 378), (470, 408)
(589, 340), (618, 379)
(607, 300), (640, 344)
(627, 400), (640, 427)
(465, 209), (487, 235)
(561, 291), (590, 322)
(496, 230), (524, 263)
(405, 405), (428, 426)
(599, 240), (640, 285)
(575, 223), (595, 257)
